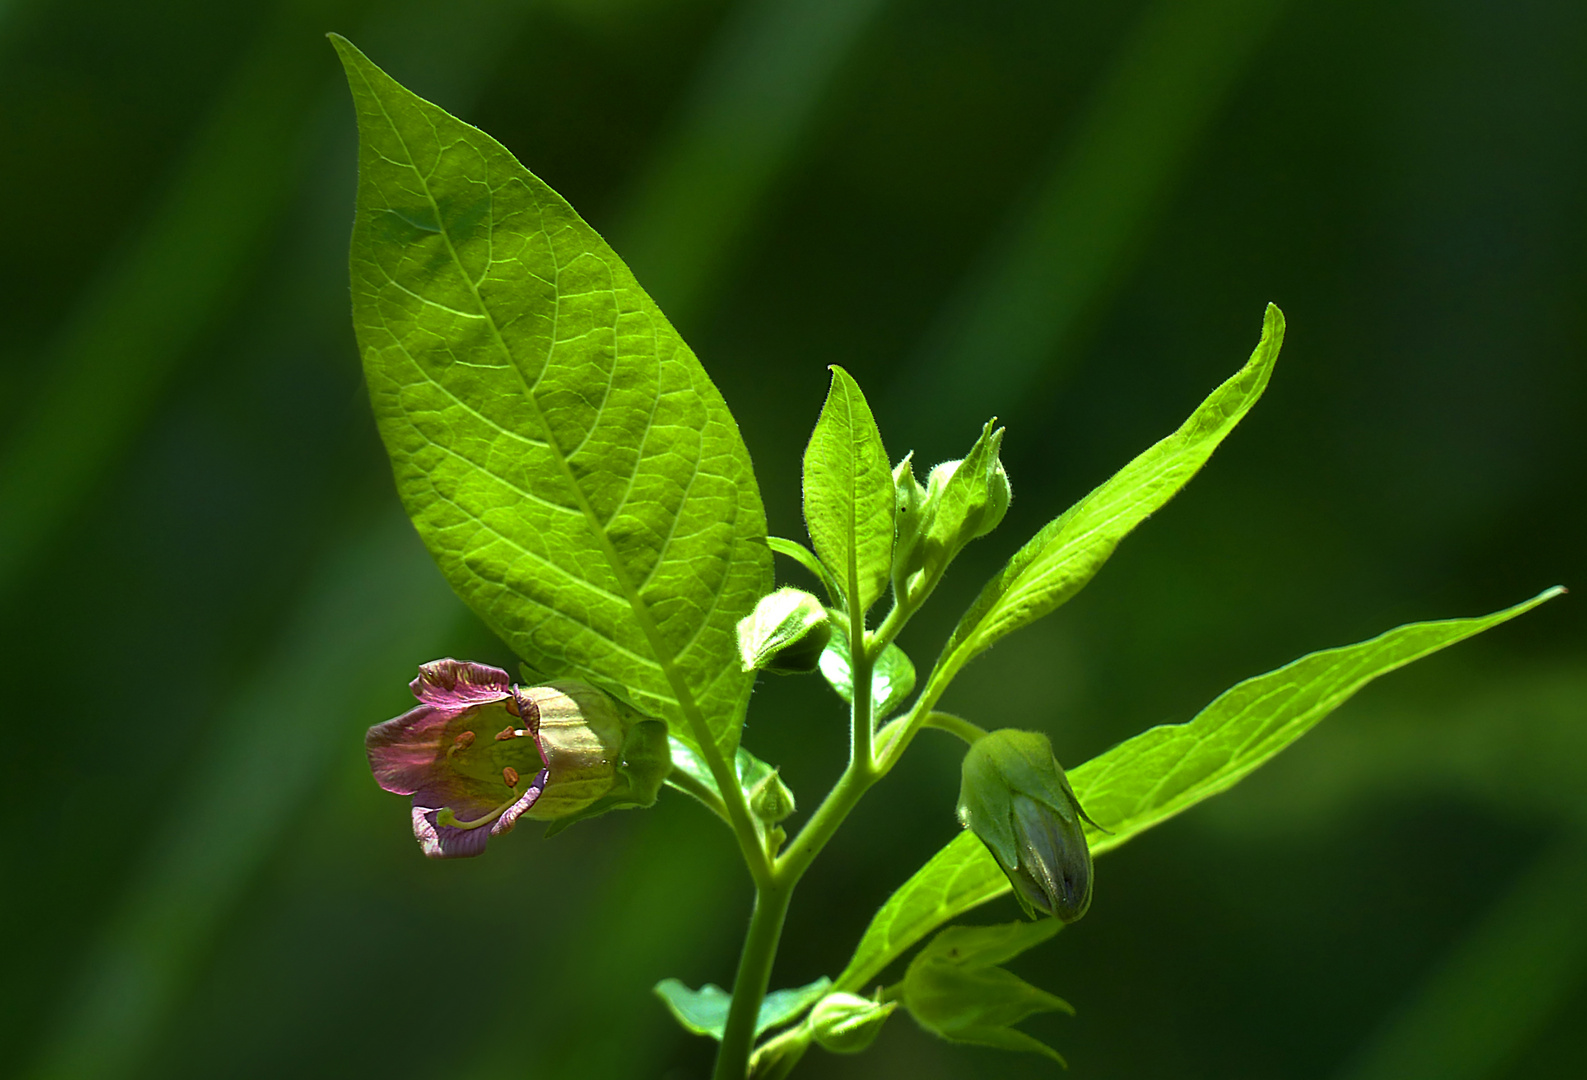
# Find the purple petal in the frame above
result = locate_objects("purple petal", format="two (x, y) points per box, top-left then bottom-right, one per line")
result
(408, 769), (548, 859)
(410, 659), (512, 709)
(366, 704), (460, 796)
(493, 769), (550, 836)
(411, 804), (492, 859)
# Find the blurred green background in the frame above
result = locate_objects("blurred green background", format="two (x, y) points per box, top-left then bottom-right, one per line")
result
(2, 0), (1583, 1077)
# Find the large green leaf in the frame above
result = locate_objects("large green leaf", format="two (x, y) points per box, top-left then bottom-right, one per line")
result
(930, 303), (1284, 686)
(837, 588), (1562, 990)
(803, 366), (894, 615)
(333, 38), (770, 759)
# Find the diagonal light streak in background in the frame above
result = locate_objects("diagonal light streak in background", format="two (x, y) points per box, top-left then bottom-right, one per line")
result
(889, 0), (1289, 446)
(20, 0), (885, 1076)
(24, 511), (466, 1080)
(0, 0), (364, 599)
(612, 0), (891, 326)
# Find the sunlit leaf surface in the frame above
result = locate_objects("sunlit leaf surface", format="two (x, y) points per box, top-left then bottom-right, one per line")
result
(802, 365), (894, 614)
(335, 38), (771, 759)
(838, 588), (1562, 990)
(933, 303), (1285, 681)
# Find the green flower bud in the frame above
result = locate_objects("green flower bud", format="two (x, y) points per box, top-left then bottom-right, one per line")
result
(737, 587), (833, 675)
(808, 992), (896, 1054)
(903, 422), (1010, 592)
(957, 729), (1100, 922)
(891, 452), (932, 584)
(748, 768), (797, 824)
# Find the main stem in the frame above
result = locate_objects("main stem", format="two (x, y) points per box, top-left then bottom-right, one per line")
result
(711, 614), (880, 1080)
(713, 880), (793, 1080)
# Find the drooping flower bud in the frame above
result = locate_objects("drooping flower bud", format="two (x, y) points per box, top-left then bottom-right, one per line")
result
(365, 659), (666, 858)
(737, 587), (833, 675)
(957, 729), (1100, 922)
(808, 992), (896, 1054)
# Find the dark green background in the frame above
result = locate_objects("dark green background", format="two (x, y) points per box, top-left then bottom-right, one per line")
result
(2, 0), (1582, 1077)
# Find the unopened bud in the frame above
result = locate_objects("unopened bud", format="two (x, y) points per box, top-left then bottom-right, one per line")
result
(738, 588), (833, 675)
(891, 453), (932, 583)
(908, 422), (1010, 588)
(957, 729), (1099, 922)
(809, 992), (895, 1054)
(748, 768), (796, 824)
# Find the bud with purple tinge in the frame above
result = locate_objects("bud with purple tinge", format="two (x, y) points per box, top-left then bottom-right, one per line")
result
(956, 729), (1102, 922)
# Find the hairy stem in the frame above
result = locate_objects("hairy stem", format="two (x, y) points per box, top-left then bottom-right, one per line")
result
(922, 710), (988, 745)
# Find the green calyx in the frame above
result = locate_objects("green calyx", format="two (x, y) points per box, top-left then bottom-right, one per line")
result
(737, 587), (834, 675)
(809, 992), (896, 1054)
(537, 685), (671, 836)
(894, 421), (1010, 604)
(957, 729), (1098, 922)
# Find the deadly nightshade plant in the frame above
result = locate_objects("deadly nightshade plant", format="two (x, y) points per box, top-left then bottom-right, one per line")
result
(332, 36), (1563, 1079)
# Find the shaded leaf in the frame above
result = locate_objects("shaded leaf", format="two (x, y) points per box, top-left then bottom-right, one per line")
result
(819, 630), (916, 721)
(334, 37), (770, 761)
(837, 589), (1562, 990)
(668, 736), (779, 803)
(914, 919), (1061, 970)
(902, 922), (1071, 1064)
(803, 366), (894, 614)
(654, 976), (833, 1040)
(932, 304), (1284, 686)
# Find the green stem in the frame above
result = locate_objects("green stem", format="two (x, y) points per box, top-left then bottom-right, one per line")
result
(712, 881), (794, 1080)
(713, 602), (886, 1078)
(922, 710), (988, 745)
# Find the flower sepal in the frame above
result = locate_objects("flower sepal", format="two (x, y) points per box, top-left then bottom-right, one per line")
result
(541, 717), (671, 836)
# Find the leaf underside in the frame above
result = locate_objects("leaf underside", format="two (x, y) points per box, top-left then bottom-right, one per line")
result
(836, 588), (1562, 991)
(334, 37), (770, 760)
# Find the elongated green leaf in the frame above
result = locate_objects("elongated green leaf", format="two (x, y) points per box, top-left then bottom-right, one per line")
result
(933, 303), (1284, 685)
(768, 535), (844, 606)
(653, 976), (832, 1040)
(333, 38), (770, 760)
(803, 366), (894, 614)
(837, 588), (1562, 990)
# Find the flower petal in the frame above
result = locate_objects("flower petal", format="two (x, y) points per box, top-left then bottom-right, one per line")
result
(410, 659), (512, 709)
(493, 768), (550, 836)
(411, 803), (492, 859)
(409, 768), (549, 859)
(366, 704), (457, 796)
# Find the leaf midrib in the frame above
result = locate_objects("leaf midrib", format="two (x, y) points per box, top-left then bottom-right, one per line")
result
(357, 70), (712, 734)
